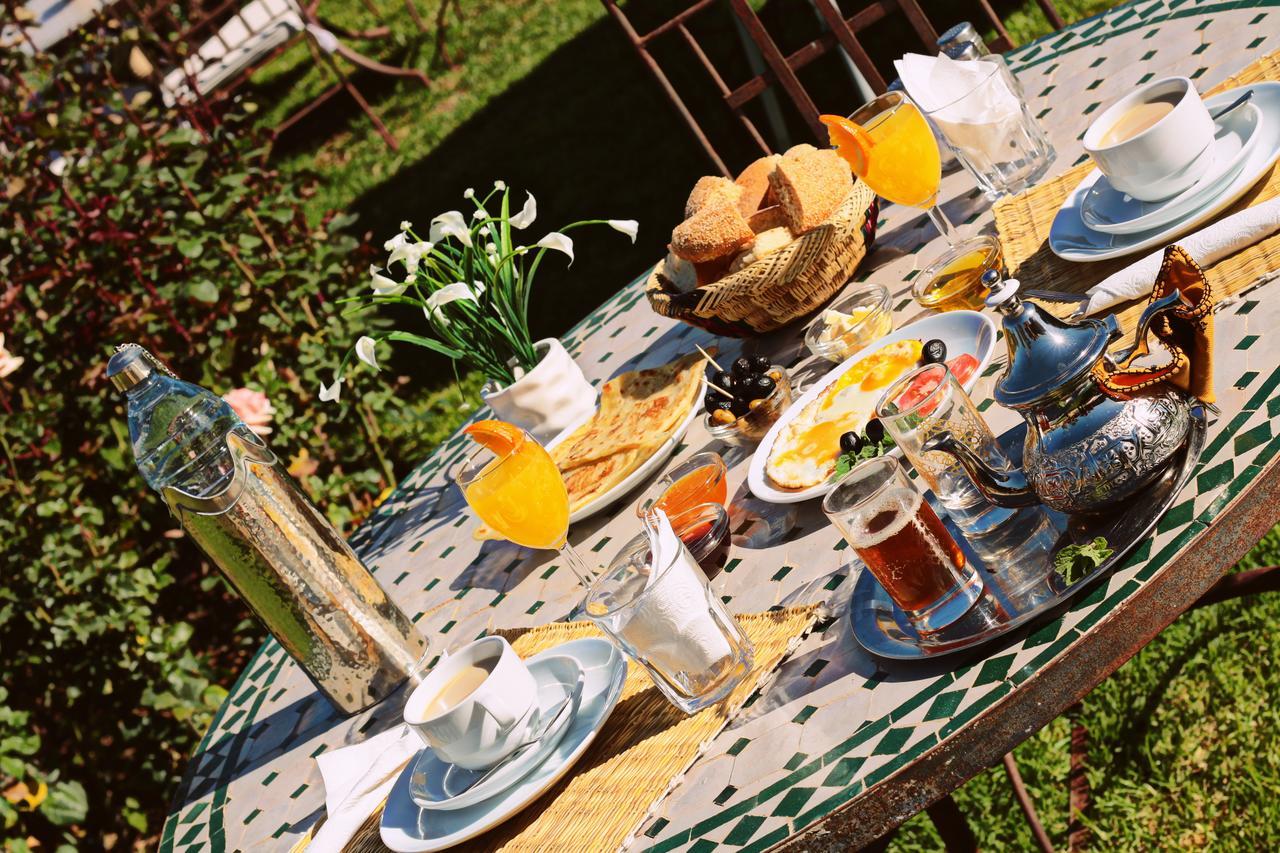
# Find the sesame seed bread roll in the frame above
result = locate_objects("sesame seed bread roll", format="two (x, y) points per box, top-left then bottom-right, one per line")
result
(769, 148), (853, 235)
(729, 226), (795, 273)
(684, 176), (743, 219)
(747, 204), (788, 234)
(733, 155), (781, 216)
(670, 199), (755, 263)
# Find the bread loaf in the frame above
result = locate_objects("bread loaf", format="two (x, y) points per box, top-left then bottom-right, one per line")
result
(769, 148), (852, 234)
(733, 155), (780, 216)
(670, 200), (755, 262)
(684, 176), (742, 219)
(728, 226), (795, 272)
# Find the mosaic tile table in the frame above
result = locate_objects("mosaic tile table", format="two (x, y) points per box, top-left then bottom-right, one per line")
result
(161, 2), (1280, 851)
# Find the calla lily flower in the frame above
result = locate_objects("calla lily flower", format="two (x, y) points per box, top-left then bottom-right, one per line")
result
(536, 232), (574, 265)
(607, 219), (639, 243)
(464, 187), (475, 198)
(384, 232), (424, 272)
(319, 374), (344, 403)
(494, 179), (506, 190)
(430, 211), (472, 247)
(0, 333), (24, 380)
(424, 281), (483, 325)
(355, 336), (379, 370)
(369, 265), (407, 297)
(510, 192), (537, 230)
(399, 220), (412, 231)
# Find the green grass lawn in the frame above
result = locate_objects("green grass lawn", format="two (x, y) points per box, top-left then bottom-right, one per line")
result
(242, 0), (1280, 848)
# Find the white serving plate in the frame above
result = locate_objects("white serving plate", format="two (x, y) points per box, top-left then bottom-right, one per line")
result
(1050, 83), (1280, 262)
(380, 639), (627, 853)
(746, 310), (998, 505)
(547, 378), (705, 524)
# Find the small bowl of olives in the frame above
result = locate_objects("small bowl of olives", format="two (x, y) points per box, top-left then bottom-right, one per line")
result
(703, 355), (794, 447)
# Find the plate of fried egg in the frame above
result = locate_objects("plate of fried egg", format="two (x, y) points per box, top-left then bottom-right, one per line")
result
(747, 311), (997, 504)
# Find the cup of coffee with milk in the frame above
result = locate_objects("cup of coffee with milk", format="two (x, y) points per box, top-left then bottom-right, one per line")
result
(1084, 76), (1216, 201)
(403, 636), (539, 769)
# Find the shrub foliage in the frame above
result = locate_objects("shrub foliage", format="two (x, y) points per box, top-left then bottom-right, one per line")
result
(0, 24), (463, 847)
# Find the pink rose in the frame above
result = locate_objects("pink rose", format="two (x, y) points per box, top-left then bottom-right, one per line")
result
(223, 387), (275, 436)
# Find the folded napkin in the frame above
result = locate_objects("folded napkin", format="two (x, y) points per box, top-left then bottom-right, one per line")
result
(308, 725), (422, 853)
(1092, 246), (1216, 404)
(1084, 197), (1280, 315)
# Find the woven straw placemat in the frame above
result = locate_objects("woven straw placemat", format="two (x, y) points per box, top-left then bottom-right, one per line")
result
(994, 50), (1280, 333)
(313, 605), (819, 853)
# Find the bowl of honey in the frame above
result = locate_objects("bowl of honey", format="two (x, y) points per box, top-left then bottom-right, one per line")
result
(912, 234), (1004, 312)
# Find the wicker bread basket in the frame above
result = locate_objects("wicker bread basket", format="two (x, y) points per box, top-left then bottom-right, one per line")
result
(645, 181), (879, 337)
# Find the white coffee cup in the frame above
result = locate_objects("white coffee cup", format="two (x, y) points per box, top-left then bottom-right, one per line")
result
(403, 636), (538, 770)
(1083, 76), (1216, 201)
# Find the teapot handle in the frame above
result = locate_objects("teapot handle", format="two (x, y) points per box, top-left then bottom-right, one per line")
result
(1104, 289), (1188, 368)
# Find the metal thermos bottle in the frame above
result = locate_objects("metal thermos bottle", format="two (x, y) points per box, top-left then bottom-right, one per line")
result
(108, 344), (425, 714)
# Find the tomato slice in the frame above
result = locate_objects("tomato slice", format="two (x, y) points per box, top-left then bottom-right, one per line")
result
(947, 353), (979, 387)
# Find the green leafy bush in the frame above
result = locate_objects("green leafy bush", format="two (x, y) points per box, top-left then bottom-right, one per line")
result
(0, 25), (472, 848)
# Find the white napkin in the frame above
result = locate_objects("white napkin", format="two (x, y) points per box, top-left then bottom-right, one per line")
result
(309, 725), (422, 853)
(894, 53), (1023, 169)
(1083, 197), (1280, 315)
(617, 510), (731, 676)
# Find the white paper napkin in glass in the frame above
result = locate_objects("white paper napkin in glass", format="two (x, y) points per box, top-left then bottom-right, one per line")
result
(894, 52), (1022, 164)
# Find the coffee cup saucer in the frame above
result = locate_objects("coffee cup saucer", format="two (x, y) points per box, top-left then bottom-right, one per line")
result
(1049, 82), (1280, 263)
(1080, 101), (1262, 235)
(381, 638), (628, 853)
(408, 654), (584, 812)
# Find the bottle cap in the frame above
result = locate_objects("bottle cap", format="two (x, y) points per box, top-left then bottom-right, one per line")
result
(107, 344), (162, 392)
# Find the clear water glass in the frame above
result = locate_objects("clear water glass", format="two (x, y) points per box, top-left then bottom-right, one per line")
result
(585, 533), (753, 714)
(920, 60), (1056, 199)
(876, 363), (1045, 554)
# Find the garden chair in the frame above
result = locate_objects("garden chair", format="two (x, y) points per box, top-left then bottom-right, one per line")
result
(602, 0), (1065, 176)
(133, 0), (431, 150)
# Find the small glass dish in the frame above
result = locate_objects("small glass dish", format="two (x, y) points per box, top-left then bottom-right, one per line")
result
(804, 284), (894, 363)
(912, 234), (1004, 312)
(635, 452), (729, 518)
(704, 366), (794, 447)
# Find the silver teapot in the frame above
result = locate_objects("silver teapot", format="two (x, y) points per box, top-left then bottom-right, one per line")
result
(923, 278), (1193, 515)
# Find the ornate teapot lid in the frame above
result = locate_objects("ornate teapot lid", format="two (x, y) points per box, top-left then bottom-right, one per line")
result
(984, 276), (1118, 409)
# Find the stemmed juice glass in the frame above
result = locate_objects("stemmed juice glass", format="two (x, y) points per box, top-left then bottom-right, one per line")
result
(455, 422), (598, 587)
(822, 92), (1004, 311)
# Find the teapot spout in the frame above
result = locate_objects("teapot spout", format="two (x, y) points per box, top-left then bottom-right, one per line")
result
(920, 430), (1039, 508)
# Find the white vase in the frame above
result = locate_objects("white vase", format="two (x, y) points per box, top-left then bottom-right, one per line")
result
(480, 339), (597, 443)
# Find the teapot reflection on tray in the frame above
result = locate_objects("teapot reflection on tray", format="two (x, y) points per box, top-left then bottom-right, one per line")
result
(923, 274), (1195, 515)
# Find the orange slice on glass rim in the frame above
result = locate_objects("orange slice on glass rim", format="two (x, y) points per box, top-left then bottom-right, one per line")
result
(820, 114), (874, 178)
(463, 419), (524, 457)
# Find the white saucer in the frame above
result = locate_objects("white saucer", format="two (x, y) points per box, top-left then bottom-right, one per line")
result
(1080, 102), (1262, 234)
(1050, 82), (1280, 262)
(408, 655), (584, 811)
(548, 378), (705, 524)
(380, 639), (627, 853)
(746, 311), (997, 505)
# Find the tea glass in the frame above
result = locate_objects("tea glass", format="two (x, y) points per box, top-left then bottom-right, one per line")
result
(585, 531), (753, 713)
(875, 363), (1046, 553)
(918, 60), (1056, 200)
(823, 457), (981, 632)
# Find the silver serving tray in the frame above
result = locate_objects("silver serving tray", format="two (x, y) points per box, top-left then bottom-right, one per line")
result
(850, 405), (1207, 660)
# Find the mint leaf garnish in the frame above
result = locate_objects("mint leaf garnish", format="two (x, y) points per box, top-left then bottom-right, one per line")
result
(1053, 536), (1114, 584)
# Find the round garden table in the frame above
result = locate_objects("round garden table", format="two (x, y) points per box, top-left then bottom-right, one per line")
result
(161, 3), (1280, 850)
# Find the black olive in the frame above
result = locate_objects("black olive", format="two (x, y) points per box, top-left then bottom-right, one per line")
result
(732, 356), (754, 378)
(753, 375), (776, 399)
(839, 431), (864, 454)
(710, 398), (735, 413)
(730, 397), (750, 417)
(704, 390), (730, 413)
(751, 355), (772, 373)
(714, 370), (735, 392)
(921, 339), (947, 365)
(865, 418), (886, 445)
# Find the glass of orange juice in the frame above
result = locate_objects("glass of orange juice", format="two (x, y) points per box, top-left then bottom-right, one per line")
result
(457, 420), (598, 587)
(821, 94), (1005, 312)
